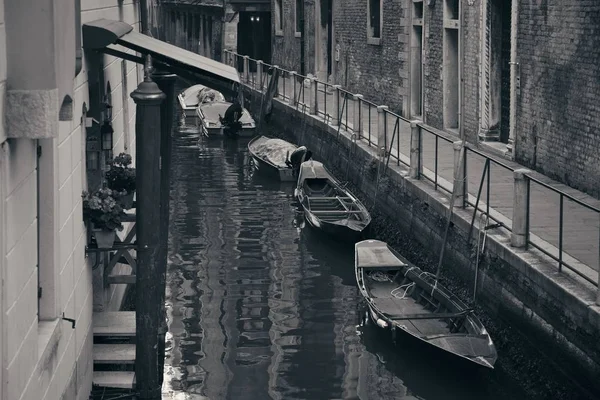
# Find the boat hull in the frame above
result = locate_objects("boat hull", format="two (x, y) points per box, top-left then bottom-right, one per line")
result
(303, 209), (368, 242)
(250, 154), (296, 182)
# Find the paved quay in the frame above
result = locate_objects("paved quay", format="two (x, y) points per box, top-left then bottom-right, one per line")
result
(244, 72), (599, 284)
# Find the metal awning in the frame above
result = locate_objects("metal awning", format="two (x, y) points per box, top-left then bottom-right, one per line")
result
(82, 19), (240, 90)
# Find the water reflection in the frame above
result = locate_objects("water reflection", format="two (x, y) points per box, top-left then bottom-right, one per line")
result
(163, 126), (522, 399)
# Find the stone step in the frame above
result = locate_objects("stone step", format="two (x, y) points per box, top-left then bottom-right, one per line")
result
(93, 344), (136, 364)
(93, 311), (136, 337)
(93, 371), (135, 389)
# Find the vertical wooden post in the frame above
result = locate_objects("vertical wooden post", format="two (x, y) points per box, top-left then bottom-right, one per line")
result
(353, 94), (363, 138)
(409, 121), (422, 179)
(310, 78), (318, 115)
(243, 55), (249, 83)
(131, 56), (165, 400)
(290, 71), (298, 106)
(511, 168), (531, 248)
(151, 70), (177, 387)
(257, 60), (263, 91)
(453, 141), (467, 208)
(377, 105), (389, 150)
(332, 85), (341, 125)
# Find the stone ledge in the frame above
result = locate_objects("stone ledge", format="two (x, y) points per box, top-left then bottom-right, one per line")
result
(6, 89), (58, 139)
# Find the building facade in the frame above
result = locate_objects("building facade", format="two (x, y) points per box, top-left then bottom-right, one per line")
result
(271, 0), (600, 198)
(0, 1), (142, 399)
(159, 0), (272, 68)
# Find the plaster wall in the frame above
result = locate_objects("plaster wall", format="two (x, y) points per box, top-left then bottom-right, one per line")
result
(0, 1), (141, 399)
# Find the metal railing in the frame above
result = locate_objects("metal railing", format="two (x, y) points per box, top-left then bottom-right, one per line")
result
(224, 50), (600, 292)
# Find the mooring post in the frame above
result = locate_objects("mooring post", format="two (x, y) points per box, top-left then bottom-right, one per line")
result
(511, 168), (531, 248)
(353, 94), (363, 139)
(273, 65), (280, 98)
(243, 55), (249, 83)
(131, 56), (165, 400)
(290, 71), (298, 106)
(310, 78), (318, 115)
(257, 60), (263, 91)
(151, 70), (177, 387)
(377, 105), (389, 151)
(331, 85), (341, 125)
(409, 121), (422, 179)
(453, 141), (467, 208)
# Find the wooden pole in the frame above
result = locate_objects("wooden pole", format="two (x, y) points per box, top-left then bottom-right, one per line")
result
(131, 55), (165, 400)
(152, 70), (177, 387)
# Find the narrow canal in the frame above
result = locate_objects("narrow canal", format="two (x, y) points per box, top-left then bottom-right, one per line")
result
(161, 124), (533, 399)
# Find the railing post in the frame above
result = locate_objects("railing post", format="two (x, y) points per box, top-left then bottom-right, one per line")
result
(310, 78), (318, 115)
(453, 141), (467, 208)
(273, 65), (280, 98)
(257, 60), (263, 91)
(511, 168), (531, 248)
(332, 85), (341, 125)
(243, 55), (249, 83)
(409, 121), (422, 179)
(377, 105), (389, 150)
(290, 71), (298, 106)
(353, 94), (363, 138)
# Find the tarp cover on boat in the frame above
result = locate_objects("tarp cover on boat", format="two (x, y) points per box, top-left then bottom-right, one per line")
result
(180, 85), (226, 108)
(297, 160), (331, 184)
(249, 136), (297, 167)
(356, 240), (407, 268)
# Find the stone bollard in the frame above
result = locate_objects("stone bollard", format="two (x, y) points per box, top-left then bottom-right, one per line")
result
(511, 168), (531, 248)
(310, 78), (318, 115)
(257, 60), (263, 91)
(243, 56), (249, 83)
(353, 94), (363, 138)
(453, 141), (467, 208)
(331, 85), (342, 125)
(377, 105), (389, 151)
(409, 121), (422, 179)
(290, 71), (298, 106)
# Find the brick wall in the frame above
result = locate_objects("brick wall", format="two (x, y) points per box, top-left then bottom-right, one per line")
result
(332, 0), (408, 115)
(271, 0), (303, 71)
(462, 3), (480, 143)
(423, 2), (443, 129)
(515, 1), (600, 198)
(1, 1), (141, 400)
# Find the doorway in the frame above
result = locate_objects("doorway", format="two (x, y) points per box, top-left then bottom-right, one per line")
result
(237, 11), (272, 73)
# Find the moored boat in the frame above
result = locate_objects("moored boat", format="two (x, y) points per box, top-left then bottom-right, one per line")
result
(354, 239), (498, 369)
(177, 84), (225, 117)
(247, 136), (310, 181)
(195, 101), (256, 137)
(295, 160), (371, 241)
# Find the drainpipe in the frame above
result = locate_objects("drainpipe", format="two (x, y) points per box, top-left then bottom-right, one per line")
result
(75, 0), (83, 77)
(458, 0), (465, 141)
(506, 0), (518, 156)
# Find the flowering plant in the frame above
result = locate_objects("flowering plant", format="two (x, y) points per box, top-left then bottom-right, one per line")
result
(82, 188), (127, 231)
(105, 152), (136, 194)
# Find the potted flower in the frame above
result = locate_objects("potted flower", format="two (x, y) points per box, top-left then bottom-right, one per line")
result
(105, 152), (136, 209)
(82, 188), (127, 248)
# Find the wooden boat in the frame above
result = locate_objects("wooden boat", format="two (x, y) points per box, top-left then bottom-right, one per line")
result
(355, 239), (498, 369)
(195, 101), (256, 137)
(247, 136), (308, 181)
(295, 160), (371, 241)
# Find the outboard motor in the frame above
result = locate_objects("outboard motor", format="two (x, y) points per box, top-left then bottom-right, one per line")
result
(287, 147), (313, 176)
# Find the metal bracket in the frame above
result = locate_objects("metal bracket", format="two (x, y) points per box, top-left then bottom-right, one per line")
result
(62, 313), (76, 329)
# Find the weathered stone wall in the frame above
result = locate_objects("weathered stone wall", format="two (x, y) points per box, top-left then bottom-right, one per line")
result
(514, 1), (600, 198)
(244, 85), (600, 399)
(271, 0), (304, 71)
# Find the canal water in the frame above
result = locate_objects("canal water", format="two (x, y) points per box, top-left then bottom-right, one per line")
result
(161, 125), (530, 400)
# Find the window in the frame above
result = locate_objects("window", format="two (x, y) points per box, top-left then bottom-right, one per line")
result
(295, 0), (303, 36)
(368, 0), (382, 44)
(275, 0), (283, 35)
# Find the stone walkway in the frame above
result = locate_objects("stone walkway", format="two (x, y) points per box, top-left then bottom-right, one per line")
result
(245, 72), (600, 282)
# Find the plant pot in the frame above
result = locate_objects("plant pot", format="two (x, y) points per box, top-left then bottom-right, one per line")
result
(121, 192), (135, 209)
(95, 230), (116, 249)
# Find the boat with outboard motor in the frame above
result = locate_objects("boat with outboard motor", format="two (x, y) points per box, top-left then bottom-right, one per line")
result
(248, 136), (310, 181)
